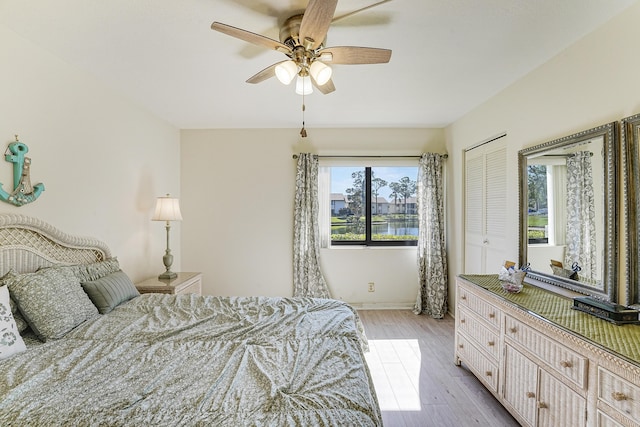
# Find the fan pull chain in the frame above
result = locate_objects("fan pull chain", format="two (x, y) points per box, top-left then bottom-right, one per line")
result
(300, 86), (307, 138)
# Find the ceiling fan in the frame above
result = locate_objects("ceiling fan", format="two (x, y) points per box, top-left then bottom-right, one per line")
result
(211, 0), (393, 95)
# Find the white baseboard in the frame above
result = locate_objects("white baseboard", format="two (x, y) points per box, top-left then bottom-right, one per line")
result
(349, 302), (414, 310)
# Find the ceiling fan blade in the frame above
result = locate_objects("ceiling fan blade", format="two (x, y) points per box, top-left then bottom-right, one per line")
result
(211, 22), (292, 54)
(246, 61), (286, 84)
(318, 46), (392, 64)
(299, 0), (338, 50)
(332, 0), (392, 24)
(310, 75), (336, 94)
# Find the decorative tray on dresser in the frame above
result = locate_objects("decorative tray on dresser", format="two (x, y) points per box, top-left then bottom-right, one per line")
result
(455, 274), (640, 427)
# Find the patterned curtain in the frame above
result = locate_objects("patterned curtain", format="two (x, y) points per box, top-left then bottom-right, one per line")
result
(565, 151), (597, 279)
(293, 153), (331, 298)
(413, 153), (448, 318)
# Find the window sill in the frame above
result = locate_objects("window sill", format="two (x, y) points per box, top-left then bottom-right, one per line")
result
(323, 245), (418, 250)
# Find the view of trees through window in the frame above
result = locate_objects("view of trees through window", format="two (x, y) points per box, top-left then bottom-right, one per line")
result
(330, 166), (418, 245)
(528, 164), (549, 243)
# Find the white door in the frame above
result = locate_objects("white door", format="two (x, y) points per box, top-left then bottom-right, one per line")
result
(464, 136), (509, 273)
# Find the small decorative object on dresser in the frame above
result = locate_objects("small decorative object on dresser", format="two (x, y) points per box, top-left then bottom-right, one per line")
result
(498, 261), (527, 294)
(135, 272), (202, 296)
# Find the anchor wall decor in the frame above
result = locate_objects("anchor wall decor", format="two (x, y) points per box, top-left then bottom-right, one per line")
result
(1, 135), (45, 206)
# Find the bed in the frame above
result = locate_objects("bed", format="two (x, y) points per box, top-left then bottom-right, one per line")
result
(0, 214), (382, 426)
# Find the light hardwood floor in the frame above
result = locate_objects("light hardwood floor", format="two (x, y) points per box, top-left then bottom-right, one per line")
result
(358, 310), (519, 427)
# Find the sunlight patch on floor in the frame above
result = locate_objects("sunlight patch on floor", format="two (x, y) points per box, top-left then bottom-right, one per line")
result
(364, 339), (421, 411)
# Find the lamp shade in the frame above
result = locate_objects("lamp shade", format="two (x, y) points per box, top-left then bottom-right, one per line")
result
(295, 75), (313, 95)
(275, 60), (298, 85)
(151, 195), (183, 221)
(310, 61), (332, 86)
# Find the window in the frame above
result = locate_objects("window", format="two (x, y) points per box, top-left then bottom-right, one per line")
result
(527, 164), (549, 244)
(328, 166), (419, 246)
(527, 158), (566, 247)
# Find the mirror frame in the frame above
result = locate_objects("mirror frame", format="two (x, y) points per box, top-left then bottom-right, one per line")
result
(518, 122), (618, 301)
(623, 113), (640, 308)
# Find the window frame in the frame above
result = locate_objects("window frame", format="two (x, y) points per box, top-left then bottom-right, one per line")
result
(328, 166), (418, 248)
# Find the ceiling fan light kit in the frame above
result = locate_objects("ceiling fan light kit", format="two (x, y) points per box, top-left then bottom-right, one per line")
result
(275, 60), (298, 85)
(309, 61), (332, 86)
(211, 0), (392, 137)
(296, 74), (313, 95)
(211, 0), (391, 95)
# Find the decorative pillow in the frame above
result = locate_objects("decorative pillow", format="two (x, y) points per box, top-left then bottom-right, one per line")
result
(76, 258), (121, 282)
(82, 270), (139, 314)
(0, 285), (27, 359)
(7, 267), (99, 341)
(1, 271), (28, 333)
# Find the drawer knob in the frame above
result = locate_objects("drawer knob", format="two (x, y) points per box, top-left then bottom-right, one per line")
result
(461, 295), (467, 300)
(487, 341), (495, 347)
(526, 392), (536, 399)
(560, 361), (573, 368)
(509, 327), (517, 333)
(485, 371), (492, 377)
(458, 344), (464, 349)
(488, 312), (496, 319)
(460, 319), (466, 324)
(612, 392), (628, 401)
(537, 402), (548, 409)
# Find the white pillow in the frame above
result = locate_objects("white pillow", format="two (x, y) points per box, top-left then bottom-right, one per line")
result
(0, 285), (26, 359)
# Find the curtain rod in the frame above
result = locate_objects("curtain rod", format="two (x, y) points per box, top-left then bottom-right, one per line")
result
(292, 154), (448, 159)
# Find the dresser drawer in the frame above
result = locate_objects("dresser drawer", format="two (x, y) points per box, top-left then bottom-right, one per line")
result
(457, 285), (501, 329)
(457, 307), (501, 360)
(457, 334), (499, 393)
(505, 316), (588, 389)
(598, 367), (640, 424)
(596, 410), (625, 427)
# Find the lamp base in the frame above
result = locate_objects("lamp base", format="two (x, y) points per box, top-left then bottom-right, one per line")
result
(158, 271), (177, 280)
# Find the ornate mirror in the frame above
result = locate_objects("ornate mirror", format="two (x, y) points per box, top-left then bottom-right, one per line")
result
(623, 113), (640, 308)
(518, 122), (618, 301)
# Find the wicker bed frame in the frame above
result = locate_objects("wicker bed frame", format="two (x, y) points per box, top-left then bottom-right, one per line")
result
(0, 213), (111, 276)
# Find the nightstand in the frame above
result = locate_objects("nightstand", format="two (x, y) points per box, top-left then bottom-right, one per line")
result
(135, 272), (202, 296)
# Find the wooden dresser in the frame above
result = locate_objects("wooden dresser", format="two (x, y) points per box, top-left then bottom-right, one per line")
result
(135, 272), (202, 296)
(455, 275), (640, 427)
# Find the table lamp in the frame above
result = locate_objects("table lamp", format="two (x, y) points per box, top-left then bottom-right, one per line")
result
(151, 194), (182, 279)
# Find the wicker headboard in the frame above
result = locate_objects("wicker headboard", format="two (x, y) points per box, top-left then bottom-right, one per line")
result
(0, 214), (112, 276)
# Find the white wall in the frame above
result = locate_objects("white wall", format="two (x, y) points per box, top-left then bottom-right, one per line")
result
(445, 1), (640, 312)
(6, 0), (638, 308)
(0, 25), (181, 282)
(180, 128), (445, 306)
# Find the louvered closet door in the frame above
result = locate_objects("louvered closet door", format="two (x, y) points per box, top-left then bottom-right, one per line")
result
(465, 148), (485, 273)
(464, 137), (508, 274)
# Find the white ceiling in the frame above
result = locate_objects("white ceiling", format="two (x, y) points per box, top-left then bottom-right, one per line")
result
(1, 0), (636, 129)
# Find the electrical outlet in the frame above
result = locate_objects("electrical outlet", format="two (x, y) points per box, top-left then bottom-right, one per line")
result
(368, 282), (375, 292)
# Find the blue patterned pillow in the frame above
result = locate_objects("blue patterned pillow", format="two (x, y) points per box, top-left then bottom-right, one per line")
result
(82, 270), (139, 314)
(7, 267), (99, 341)
(0, 285), (26, 359)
